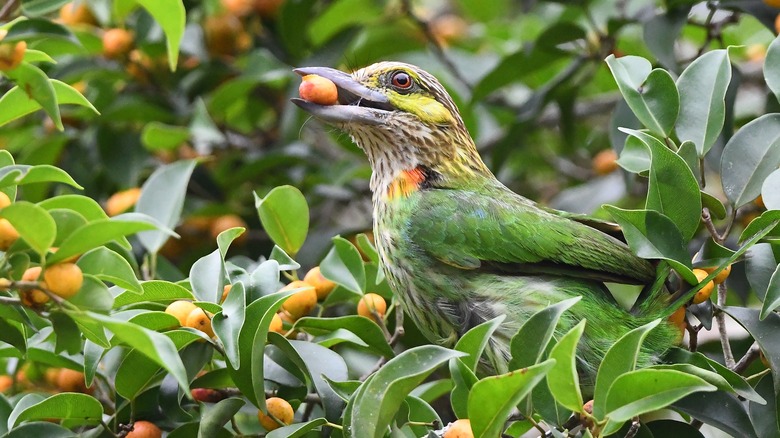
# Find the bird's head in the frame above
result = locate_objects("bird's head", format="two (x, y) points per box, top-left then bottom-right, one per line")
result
(292, 62), (492, 195)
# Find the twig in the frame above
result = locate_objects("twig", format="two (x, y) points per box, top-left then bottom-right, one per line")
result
(0, 0), (18, 22)
(733, 342), (760, 375)
(715, 284), (735, 368)
(625, 419), (641, 438)
(686, 323), (701, 353)
(701, 208), (724, 243)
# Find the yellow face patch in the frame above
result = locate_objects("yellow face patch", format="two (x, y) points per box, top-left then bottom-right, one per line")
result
(387, 93), (454, 125)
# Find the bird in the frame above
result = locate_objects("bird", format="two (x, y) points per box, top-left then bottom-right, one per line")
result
(292, 61), (678, 382)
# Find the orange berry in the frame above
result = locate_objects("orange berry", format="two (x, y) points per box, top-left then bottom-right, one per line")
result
(280, 281), (317, 319)
(102, 28), (134, 59)
(691, 269), (715, 304)
(0, 375), (12, 392)
(204, 15), (243, 57)
(43, 263), (83, 299)
(0, 41), (24, 71)
(105, 188), (141, 216)
(20, 266), (49, 307)
(299, 75), (338, 105)
(44, 368), (60, 387)
(443, 419), (473, 438)
(58, 2), (97, 25)
(222, 0), (253, 16)
(766, 0), (780, 8)
(303, 266), (336, 300)
(222, 284), (232, 302)
(747, 44), (767, 62)
(209, 214), (248, 244)
(357, 293), (387, 321)
(56, 368), (91, 393)
(165, 300), (198, 326)
(0, 192), (11, 209)
(126, 420), (162, 438)
(191, 387), (225, 403)
(0, 218), (19, 251)
(704, 264), (732, 285)
(257, 397), (294, 431)
(592, 149), (619, 175)
(185, 307), (215, 338)
(269, 313), (283, 334)
(253, 0), (284, 17)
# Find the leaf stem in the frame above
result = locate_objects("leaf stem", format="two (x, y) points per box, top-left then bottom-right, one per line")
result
(732, 342), (760, 374)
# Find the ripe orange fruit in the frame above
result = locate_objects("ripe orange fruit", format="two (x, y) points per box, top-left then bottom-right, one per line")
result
(0, 192), (11, 208)
(0, 375), (12, 392)
(429, 14), (468, 46)
(209, 214), (248, 244)
(0, 218), (19, 251)
(358, 293), (387, 321)
(746, 44), (767, 62)
(20, 266), (49, 307)
(443, 419), (473, 438)
(254, 0), (284, 17)
(704, 264), (732, 285)
(49, 247), (80, 263)
(191, 387), (225, 403)
(105, 188), (141, 216)
(257, 397), (294, 431)
(303, 266), (336, 300)
(185, 307), (215, 338)
(0, 41), (25, 71)
(280, 281), (317, 319)
(221, 284), (232, 302)
(592, 149), (619, 175)
(776, 14), (780, 37)
(56, 368), (91, 393)
(58, 2), (97, 25)
(222, 0), (253, 16)
(269, 313), (283, 333)
(43, 263), (83, 299)
(165, 300), (198, 326)
(126, 420), (162, 438)
(668, 306), (687, 340)
(691, 269), (714, 304)
(299, 75), (338, 105)
(766, 0), (780, 8)
(204, 15), (243, 57)
(102, 28), (134, 59)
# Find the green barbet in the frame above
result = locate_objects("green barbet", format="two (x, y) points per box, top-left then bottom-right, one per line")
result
(292, 62), (678, 381)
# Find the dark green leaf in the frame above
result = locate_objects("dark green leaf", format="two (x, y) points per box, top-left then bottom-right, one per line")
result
(198, 398), (245, 438)
(547, 320), (585, 413)
(213, 282), (246, 369)
(266, 418), (328, 438)
(454, 315), (505, 371)
(255, 185), (309, 256)
(674, 391), (758, 438)
(762, 169), (780, 210)
(509, 297), (580, 370)
(14, 393), (102, 426)
(294, 316), (394, 358)
(320, 236), (365, 294)
(749, 375), (779, 438)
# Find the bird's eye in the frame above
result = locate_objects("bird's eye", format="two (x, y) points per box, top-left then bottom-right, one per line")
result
(390, 71), (413, 90)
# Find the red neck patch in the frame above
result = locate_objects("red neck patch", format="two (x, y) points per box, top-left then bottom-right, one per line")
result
(386, 167), (426, 200)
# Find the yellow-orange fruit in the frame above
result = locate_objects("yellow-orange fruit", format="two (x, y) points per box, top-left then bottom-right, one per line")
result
(0, 218), (19, 251)
(49, 247), (80, 263)
(0, 41), (25, 71)
(691, 269), (715, 304)
(185, 307), (215, 338)
(303, 266), (336, 300)
(592, 149), (619, 175)
(209, 214), (248, 244)
(222, 0), (253, 16)
(443, 419), (473, 438)
(44, 368), (60, 387)
(165, 300), (198, 326)
(0, 192), (11, 209)
(0, 375), (12, 392)
(280, 281), (317, 319)
(56, 368), (91, 393)
(44, 263), (83, 299)
(358, 293), (387, 321)
(222, 284), (232, 302)
(126, 420), (162, 438)
(205, 15), (243, 57)
(253, 0), (284, 17)
(766, 0), (780, 8)
(105, 188), (141, 216)
(429, 14), (468, 46)
(269, 313), (283, 333)
(20, 266), (49, 307)
(299, 75), (338, 105)
(277, 311), (298, 337)
(58, 2), (97, 25)
(668, 306), (686, 340)
(704, 264), (732, 285)
(257, 397), (294, 431)
(102, 29), (134, 59)
(747, 44), (767, 62)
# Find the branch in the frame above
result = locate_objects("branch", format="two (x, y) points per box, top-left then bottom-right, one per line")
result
(715, 283), (735, 368)
(0, 0), (19, 22)
(733, 342), (761, 375)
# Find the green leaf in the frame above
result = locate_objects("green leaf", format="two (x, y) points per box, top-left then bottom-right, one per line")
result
(133, 0), (185, 70)
(759, 263), (780, 320)
(190, 249), (225, 303)
(604, 369), (715, 423)
(720, 114), (780, 209)
(593, 319), (661, 419)
(454, 315), (504, 372)
(349, 345), (465, 438)
(603, 206), (696, 283)
(213, 282), (246, 369)
(268, 335), (348, 422)
(547, 320), (585, 413)
(0, 80), (97, 128)
(141, 122), (190, 151)
(675, 49), (731, 155)
(739, 211), (780, 244)
(0, 164), (81, 190)
(674, 391), (758, 438)
(319, 236), (365, 294)
(254, 185), (309, 256)
(48, 218), (159, 264)
(14, 393), (102, 427)
(749, 375), (779, 438)
(617, 135), (651, 174)
(765, 34), (780, 105)
(621, 129), (701, 240)
(113, 280), (194, 308)
(4, 62), (61, 130)
(80, 311), (190, 394)
(0, 201), (55, 254)
(723, 307), (780, 393)
(3, 18), (80, 45)
(666, 348), (765, 404)
(509, 297), (581, 370)
(605, 55), (679, 136)
(266, 418), (328, 438)
(294, 315), (394, 358)
(468, 360), (556, 438)
(20, 0), (71, 16)
(77, 247), (142, 294)
(701, 192), (727, 220)
(198, 398), (245, 438)
(38, 195), (109, 222)
(762, 169), (780, 211)
(2, 422), (76, 438)
(136, 160), (197, 254)
(50, 312), (81, 354)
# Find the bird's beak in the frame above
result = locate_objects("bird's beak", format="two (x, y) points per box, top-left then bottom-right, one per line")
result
(291, 66), (393, 126)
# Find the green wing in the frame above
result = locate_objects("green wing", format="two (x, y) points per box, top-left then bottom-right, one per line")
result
(407, 188), (656, 285)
